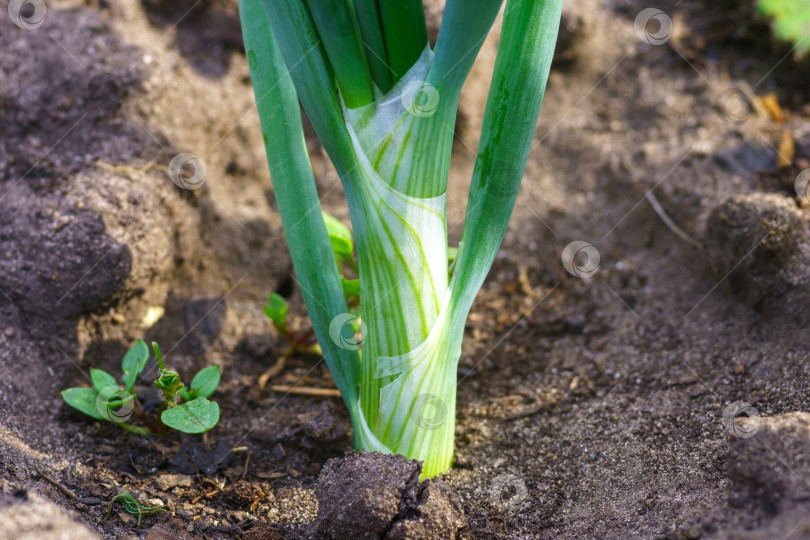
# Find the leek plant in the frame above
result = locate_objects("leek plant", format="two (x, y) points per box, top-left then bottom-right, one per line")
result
(239, 0), (562, 478)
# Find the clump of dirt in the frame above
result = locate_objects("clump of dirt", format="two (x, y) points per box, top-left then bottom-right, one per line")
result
(314, 452), (466, 540)
(728, 413), (810, 516)
(705, 193), (810, 318)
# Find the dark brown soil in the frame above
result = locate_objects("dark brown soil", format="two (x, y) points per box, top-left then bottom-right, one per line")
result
(2, 0), (810, 539)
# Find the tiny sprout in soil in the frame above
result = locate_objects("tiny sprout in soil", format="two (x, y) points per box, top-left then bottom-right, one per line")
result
(105, 492), (166, 526)
(61, 339), (221, 435)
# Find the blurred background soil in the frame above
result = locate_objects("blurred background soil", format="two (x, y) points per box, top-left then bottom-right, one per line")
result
(1, 0), (809, 538)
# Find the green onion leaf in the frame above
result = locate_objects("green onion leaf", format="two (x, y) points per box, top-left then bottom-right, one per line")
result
(304, 0), (374, 108)
(353, 0), (393, 92)
(378, 0), (429, 83)
(241, 0), (361, 419)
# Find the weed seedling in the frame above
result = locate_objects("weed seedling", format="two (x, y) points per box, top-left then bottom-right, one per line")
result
(61, 340), (221, 435)
(105, 492), (165, 526)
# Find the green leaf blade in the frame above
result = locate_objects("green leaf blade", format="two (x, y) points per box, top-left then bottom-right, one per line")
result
(161, 398), (220, 433)
(340, 277), (360, 300)
(90, 369), (118, 391)
(264, 292), (289, 331)
(378, 0), (429, 83)
(240, 0), (361, 419)
(452, 0), (562, 319)
(353, 0), (392, 92)
(304, 0), (374, 108)
(189, 365), (221, 399)
(322, 211), (354, 260)
(62, 387), (105, 421)
(121, 339), (150, 392)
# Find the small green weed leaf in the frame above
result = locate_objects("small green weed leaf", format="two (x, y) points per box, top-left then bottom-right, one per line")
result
(264, 292), (288, 330)
(189, 365), (221, 399)
(96, 386), (136, 423)
(322, 212), (354, 259)
(759, 0), (810, 55)
(121, 339), (149, 391)
(160, 397), (220, 433)
(179, 387), (192, 402)
(90, 369), (118, 391)
(341, 278), (360, 300)
(62, 387), (106, 421)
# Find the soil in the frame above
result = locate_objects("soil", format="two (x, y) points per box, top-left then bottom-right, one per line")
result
(2, 0), (810, 538)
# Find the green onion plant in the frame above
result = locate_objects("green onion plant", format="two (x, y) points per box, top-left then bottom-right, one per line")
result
(239, 0), (562, 478)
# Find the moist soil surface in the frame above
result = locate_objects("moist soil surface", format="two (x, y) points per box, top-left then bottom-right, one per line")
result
(2, 0), (810, 538)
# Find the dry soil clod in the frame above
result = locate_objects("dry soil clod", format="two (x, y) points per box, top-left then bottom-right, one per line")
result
(314, 452), (466, 540)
